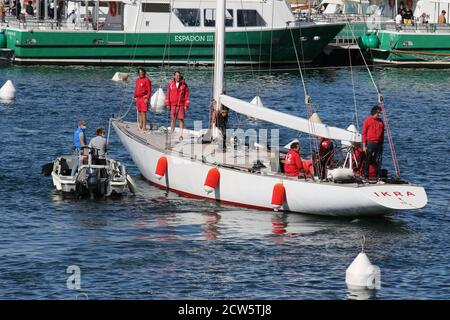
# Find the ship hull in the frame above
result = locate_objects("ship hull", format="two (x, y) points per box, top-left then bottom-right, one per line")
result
(113, 121), (427, 217)
(3, 24), (344, 65)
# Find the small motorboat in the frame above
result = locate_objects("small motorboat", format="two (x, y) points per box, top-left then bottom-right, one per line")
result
(42, 147), (136, 198)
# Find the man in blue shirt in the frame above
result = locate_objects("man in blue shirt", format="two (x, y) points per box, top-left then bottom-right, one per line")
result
(71, 120), (87, 176)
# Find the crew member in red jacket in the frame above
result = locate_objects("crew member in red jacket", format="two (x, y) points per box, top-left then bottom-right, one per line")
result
(133, 67), (152, 131)
(284, 142), (304, 177)
(362, 106), (384, 180)
(165, 71), (190, 141)
(318, 137), (334, 180)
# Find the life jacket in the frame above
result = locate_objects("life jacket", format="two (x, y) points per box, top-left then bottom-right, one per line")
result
(73, 127), (86, 148)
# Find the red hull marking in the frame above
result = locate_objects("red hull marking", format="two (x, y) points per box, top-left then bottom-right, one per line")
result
(373, 191), (416, 197)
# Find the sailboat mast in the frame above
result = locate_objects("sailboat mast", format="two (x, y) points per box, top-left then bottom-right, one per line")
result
(213, 0), (226, 110)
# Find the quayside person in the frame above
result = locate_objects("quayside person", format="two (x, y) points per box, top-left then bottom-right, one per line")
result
(25, 1), (34, 16)
(165, 71), (190, 141)
(438, 10), (447, 24)
(89, 127), (107, 165)
(13, 0), (21, 19)
(395, 10), (403, 26)
(133, 67), (152, 131)
(403, 6), (414, 25)
(362, 106), (384, 181)
(0, 1), (5, 23)
(283, 142), (306, 178)
(71, 120), (88, 176)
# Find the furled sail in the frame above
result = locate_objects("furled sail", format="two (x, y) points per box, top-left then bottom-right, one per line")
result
(220, 94), (362, 143)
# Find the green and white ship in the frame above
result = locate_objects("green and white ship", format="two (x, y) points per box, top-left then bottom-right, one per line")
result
(358, 0), (450, 66)
(0, 0), (344, 65)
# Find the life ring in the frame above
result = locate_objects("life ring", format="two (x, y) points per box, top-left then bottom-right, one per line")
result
(109, 2), (117, 17)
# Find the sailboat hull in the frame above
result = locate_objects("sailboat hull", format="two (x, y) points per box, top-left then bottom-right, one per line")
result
(113, 121), (427, 217)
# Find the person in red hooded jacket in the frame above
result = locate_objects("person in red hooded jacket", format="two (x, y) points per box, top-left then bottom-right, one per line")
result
(362, 105), (384, 180)
(284, 142), (305, 177)
(133, 67), (152, 131)
(165, 71), (190, 141)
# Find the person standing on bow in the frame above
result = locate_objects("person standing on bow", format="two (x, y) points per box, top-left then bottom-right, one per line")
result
(133, 67), (152, 131)
(362, 106), (384, 180)
(165, 71), (190, 141)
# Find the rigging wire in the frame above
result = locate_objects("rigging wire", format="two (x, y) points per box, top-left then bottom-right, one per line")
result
(288, 24), (322, 178)
(346, 21), (360, 130)
(239, 0), (256, 84)
(343, 13), (401, 178)
(116, 7), (146, 120)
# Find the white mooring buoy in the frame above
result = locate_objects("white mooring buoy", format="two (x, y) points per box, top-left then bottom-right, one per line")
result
(0, 80), (16, 100)
(345, 236), (381, 290)
(111, 72), (129, 82)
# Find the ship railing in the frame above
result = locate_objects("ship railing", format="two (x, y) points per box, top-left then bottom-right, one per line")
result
(4, 17), (98, 31)
(297, 13), (375, 23)
(329, 36), (358, 47)
(383, 22), (450, 33)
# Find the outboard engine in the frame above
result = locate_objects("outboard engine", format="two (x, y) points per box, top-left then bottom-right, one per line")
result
(87, 168), (99, 198)
(98, 168), (110, 196)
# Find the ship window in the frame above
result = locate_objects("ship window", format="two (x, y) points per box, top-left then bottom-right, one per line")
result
(173, 8), (201, 26)
(237, 10), (266, 27)
(142, 3), (171, 13)
(203, 9), (234, 27)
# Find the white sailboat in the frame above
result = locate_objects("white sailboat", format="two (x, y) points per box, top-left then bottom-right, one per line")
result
(112, 0), (427, 217)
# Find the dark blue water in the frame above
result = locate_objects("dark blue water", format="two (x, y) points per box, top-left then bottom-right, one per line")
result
(0, 65), (449, 299)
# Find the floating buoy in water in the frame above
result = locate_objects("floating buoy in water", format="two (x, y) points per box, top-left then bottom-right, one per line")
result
(111, 72), (129, 82)
(154, 156), (167, 180)
(150, 88), (166, 113)
(250, 95), (264, 108)
(346, 246), (381, 290)
(0, 80), (16, 100)
(271, 183), (285, 211)
(204, 168), (220, 193)
(341, 124), (358, 147)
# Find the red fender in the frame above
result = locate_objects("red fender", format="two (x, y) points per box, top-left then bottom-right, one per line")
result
(271, 183), (285, 210)
(204, 168), (220, 193)
(155, 156), (167, 179)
